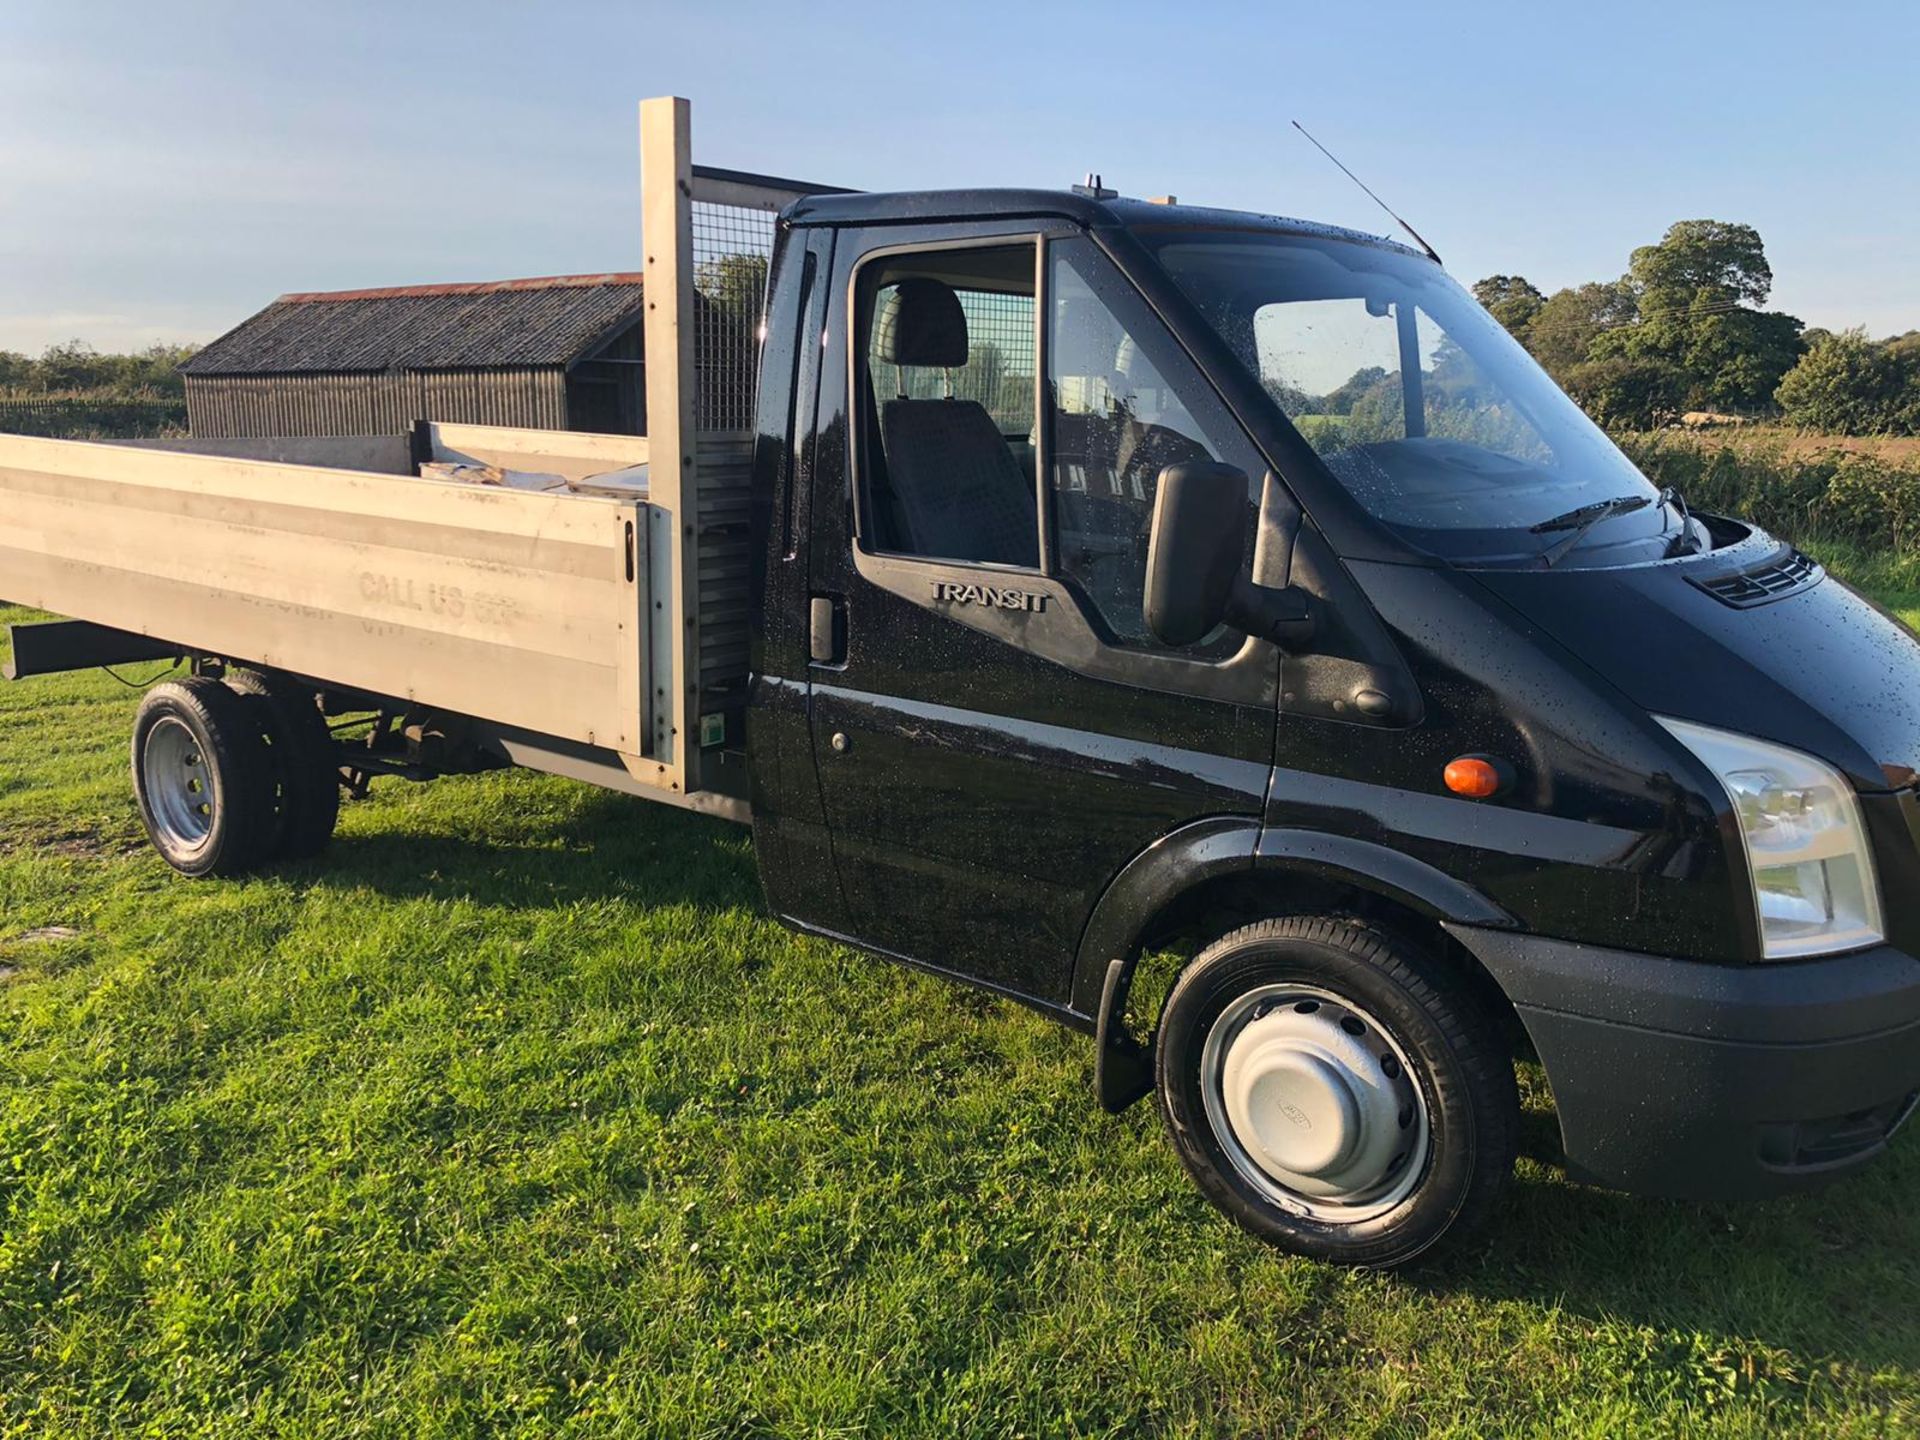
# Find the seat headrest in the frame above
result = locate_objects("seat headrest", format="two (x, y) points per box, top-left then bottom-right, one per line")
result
(873, 277), (969, 368)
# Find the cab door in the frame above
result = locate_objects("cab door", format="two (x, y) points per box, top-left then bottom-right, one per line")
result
(805, 222), (1282, 1007)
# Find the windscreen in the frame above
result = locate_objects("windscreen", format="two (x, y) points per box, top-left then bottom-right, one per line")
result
(1145, 231), (1664, 562)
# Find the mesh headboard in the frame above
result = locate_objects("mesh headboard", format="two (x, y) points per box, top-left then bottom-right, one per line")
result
(689, 166), (855, 432)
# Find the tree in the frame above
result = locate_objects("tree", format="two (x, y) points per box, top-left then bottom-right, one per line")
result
(1525, 281), (1637, 376)
(0, 340), (198, 397)
(696, 252), (769, 323)
(964, 339), (1010, 415)
(1775, 329), (1914, 434)
(1677, 307), (1804, 411)
(1472, 275), (1545, 341)
(1562, 356), (1685, 430)
(123, 342), (199, 394)
(1322, 365), (1390, 415)
(1626, 219), (1774, 309)
(1261, 374), (1315, 416)
(1891, 334), (1920, 433)
(1594, 220), (1803, 412)
(36, 339), (113, 392)
(1344, 372), (1409, 445)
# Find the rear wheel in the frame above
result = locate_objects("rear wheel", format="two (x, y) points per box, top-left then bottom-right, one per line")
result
(131, 678), (278, 877)
(1156, 916), (1517, 1268)
(225, 669), (341, 860)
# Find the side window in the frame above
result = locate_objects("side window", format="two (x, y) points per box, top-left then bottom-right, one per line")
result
(1048, 248), (1230, 651)
(856, 245), (1039, 568)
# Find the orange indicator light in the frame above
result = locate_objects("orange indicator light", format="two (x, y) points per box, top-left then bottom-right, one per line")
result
(1444, 756), (1503, 799)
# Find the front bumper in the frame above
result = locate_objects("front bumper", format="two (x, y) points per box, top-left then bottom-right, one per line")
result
(1447, 925), (1920, 1199)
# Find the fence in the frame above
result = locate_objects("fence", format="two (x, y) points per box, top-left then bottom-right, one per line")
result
(0, 394), (187, 440)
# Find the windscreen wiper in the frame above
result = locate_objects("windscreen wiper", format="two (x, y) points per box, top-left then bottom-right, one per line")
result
(1530, 494), (1654, 569)
(1658, 486), (1702, 557)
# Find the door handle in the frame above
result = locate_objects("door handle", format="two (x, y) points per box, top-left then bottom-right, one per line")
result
(809, 594), (847, 665)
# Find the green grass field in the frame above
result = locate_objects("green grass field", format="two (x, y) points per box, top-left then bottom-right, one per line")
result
(2, 557), (1918, 1438)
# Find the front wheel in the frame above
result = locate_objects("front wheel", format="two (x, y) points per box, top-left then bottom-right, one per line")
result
(1156, 916), (1517, 1268)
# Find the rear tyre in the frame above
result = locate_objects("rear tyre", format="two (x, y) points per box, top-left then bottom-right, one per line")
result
(1156, 916), (1517, 1269)
(131, 677), (278, 878)
(225, 669), (341, 860)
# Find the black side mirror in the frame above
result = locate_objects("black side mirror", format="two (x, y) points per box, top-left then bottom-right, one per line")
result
(1144, 461), (1318, 650)
(1144, 461), (1250, 647)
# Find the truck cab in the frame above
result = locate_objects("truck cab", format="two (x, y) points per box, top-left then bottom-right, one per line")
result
(742, 187), (1920, 1264)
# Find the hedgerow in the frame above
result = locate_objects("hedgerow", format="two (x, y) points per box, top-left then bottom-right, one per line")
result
(1617, 432), (1920, 553)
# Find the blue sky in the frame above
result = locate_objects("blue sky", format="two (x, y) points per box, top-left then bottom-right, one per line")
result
(2, 0), (1915, 354)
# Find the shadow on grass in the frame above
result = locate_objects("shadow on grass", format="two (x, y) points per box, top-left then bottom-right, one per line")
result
(312, 787), (765, 915)
(306, 781), (1920, 1377)
(1418, 1125), (1920, 1376)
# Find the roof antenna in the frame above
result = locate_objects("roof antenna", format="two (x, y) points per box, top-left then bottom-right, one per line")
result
(1289, 121), (1441, 265)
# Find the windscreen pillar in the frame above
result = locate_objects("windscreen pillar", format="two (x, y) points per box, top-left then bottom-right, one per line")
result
(640, 95), (700, 795)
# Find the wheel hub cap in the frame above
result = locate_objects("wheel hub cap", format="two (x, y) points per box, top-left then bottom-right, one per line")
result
(142, 715), (214, 853)
(1202, 985), (1430, 1220)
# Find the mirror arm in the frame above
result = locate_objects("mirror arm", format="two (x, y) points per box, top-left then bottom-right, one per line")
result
(1226, 576), (1317, 651)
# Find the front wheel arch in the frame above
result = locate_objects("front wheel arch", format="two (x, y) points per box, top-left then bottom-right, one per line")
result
(1075, 820), (1519, 1111)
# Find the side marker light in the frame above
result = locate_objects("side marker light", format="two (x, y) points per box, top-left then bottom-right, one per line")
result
(1444, 756), (1506, 799)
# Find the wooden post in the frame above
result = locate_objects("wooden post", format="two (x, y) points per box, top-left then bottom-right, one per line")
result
(640, 96), (698, 794)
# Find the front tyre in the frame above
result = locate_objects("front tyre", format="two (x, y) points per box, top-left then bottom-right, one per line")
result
(1156, 916), (1517, 1268)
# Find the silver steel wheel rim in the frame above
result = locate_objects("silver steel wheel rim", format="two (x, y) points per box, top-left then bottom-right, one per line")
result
(142, 716), (215, 854)
(1200, 983), (1432, 1222)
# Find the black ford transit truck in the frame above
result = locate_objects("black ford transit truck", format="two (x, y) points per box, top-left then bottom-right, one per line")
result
(6, 114), (1918, 1267)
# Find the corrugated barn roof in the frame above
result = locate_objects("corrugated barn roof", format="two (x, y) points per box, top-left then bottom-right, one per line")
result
(181, 273), (648, 376)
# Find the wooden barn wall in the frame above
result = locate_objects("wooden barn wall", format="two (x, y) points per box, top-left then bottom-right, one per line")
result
(565, 360), (647, 435)
(185, 369), (573, 439)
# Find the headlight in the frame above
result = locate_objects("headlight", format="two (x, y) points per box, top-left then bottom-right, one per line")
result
(1658, 718), (1883, 959)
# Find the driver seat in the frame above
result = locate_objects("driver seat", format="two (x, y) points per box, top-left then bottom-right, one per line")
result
(872, 277), (1037, 568)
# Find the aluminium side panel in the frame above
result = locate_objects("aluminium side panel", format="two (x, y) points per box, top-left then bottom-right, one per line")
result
(0, 433), (650, 755)
(427, 422), (650, 485)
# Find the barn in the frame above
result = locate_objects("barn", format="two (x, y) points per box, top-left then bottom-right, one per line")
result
(179, 273), (651, 438)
